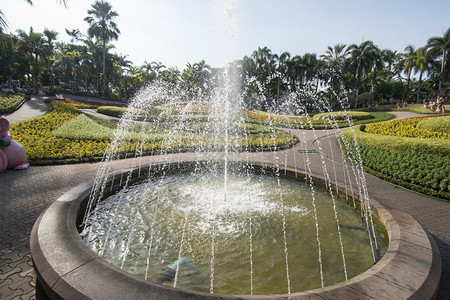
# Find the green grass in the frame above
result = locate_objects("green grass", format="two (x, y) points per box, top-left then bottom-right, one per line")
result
(0, 93), (25, 113)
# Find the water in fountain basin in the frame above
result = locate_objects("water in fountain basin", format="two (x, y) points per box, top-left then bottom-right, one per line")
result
(82, 169), (388, 295)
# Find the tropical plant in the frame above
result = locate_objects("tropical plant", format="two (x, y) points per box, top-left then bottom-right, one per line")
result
(401, 44), (417, 102)
(414, 47), (430, 103)
(426, 28), (450, 93)
(84, 0), (120, 95)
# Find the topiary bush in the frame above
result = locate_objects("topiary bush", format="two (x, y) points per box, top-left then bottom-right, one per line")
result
(313, 111), (373, 121)
(416, 116), (450, 135)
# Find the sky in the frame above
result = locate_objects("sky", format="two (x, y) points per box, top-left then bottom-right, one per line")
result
(2, 0), (450, 70)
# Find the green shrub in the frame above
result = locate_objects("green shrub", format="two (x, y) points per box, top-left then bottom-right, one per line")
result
(313, 111), (373, 121)
(340, 125), (450, 199)
(96, 106), (127, 118)
(0, 93), (25, 113)
(416, 116), (450, 134)
(11, 103), (298, 165)
(342, 125), (450, 156)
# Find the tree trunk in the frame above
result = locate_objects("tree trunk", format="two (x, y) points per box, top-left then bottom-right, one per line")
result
(404, 71), (411, 102)
(439, 49), (446, 93)
(102, 40), (106, 96)
(416, 71), (423, 104)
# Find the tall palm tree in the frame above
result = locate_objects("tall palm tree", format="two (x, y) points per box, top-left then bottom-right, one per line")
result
(16, 27), (46, 85)
(401, 44), (417, 101)
(321, 43), (348, 75)
(414, 47), (429, 103)
(347, 41), (378, 107)
(426, 28), (450, 93)
(84, 0), (120, 95)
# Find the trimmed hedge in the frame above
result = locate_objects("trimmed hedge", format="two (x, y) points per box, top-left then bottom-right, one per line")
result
(0, 93), (25, 113)
(11, 103), (298, 165)
(313, 111), (373, 121)
(416, 116), (450, 134)
(340, 125), (450, 200)
(244, 110), (395, 129)
(353, 104), (442, 114)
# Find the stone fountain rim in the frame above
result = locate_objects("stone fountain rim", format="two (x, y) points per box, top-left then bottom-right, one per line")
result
(30, 161), (441, 299)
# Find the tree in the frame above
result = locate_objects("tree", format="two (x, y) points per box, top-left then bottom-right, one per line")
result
(321, 43), (348, 76)
(85, 0), (120, 95)
(16, 27), (46, 86)
(426, 28), (450, 93)
(347, 41), (378, 107)
(414, 47), (430, 103)
(401, 44), (417, 102)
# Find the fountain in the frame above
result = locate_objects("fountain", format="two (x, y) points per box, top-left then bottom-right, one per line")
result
(30, 2), (441, 299)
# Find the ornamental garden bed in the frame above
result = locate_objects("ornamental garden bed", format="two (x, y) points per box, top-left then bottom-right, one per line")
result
(340, 115), (450, 200)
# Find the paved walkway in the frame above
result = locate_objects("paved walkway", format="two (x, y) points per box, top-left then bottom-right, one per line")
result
(0, 102), (449, 299)
(1, 96), (48, 125)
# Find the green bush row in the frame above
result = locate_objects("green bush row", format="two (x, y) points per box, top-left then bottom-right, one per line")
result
(352, 104), (441, 114)
(313, 111), (373, 121)
(342, 125), (450, 156)
(0, 93), (25, 113)
(417, 116), (450, 134)
(245, 112), (394, 129)
(340, 125), (450, 199)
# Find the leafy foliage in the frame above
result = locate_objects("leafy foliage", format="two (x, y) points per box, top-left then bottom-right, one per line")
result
(11, 103), (297, 165)
(243, 109), (394, 129)
(340, 123), (450, 199)
(416, 116), (450, 134)
(365, 116), (450, 140)
(0, 93), (25, 113)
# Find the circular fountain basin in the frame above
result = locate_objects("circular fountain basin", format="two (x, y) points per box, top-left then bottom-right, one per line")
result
(31, 161), (441, 299)
(81, 166), (388, 295)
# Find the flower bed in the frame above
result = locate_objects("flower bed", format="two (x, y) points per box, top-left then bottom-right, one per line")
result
(364, 116), (450, 140)
(10, 103), (297, 165)
(340, 118), (450, 200)
(45, 98), (127, 107)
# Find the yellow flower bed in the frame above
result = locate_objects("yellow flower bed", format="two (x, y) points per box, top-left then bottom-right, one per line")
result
(365, 117), (450, 140)
(9, 103), (297, 164)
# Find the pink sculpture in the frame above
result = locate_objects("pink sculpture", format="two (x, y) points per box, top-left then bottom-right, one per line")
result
(0, 118), (29, 171)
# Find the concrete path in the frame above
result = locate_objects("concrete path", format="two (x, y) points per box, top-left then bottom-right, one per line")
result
(0, 103), (449, 299)
(1, 96), (48, 125)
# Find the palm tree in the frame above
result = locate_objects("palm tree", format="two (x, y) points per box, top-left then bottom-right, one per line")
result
(16, 27), (46, 86)
(321, 43), (348, 75)
(84, 0), (120, 95)
(401, 44), (417, 102)
(347, 41), (378, 107)
(414, 47), (429, 103)
(65, 29), (82, 43)
(426, 28), (450, 93)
